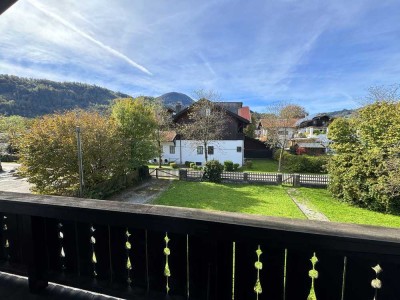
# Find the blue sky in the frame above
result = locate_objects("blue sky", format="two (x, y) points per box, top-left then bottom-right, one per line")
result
(1, 0), (400, 114)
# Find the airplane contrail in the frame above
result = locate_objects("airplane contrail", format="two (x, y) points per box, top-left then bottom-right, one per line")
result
(27, 0), (152, 75)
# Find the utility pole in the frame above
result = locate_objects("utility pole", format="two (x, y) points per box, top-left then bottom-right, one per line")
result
(76, 126), (84, 197)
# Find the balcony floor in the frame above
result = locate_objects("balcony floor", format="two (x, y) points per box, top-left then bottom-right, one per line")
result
(0, 271), (120, 300)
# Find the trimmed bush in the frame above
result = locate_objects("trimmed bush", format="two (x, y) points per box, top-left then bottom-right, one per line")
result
(224, 160), (234, 171)
(202, 160), (223, 183)
(190, 162), (196, 169)
(233, 163), (240, 171)
(169, 162), (178, 169)
(184, 161), (193, 167)
(274, 151), (328, 173)
(244, 160), (253, 169)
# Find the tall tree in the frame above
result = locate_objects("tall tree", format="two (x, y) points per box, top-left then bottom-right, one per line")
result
(244, 114), (257, 138)
(180, 93), (226, 162)
(0, 115), (31, 154)
(111, 97), (158, 170)
(263, 102), (306, 172)
(328, 99), (400, 213)
(152, 100), (173, 167)
(18, 110), (124, 196)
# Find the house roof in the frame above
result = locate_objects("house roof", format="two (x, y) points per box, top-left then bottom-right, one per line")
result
(214, 102), (243, 113)
(295, 142), (325, 149)
(173, 100), (250, 124)
(160, 130), (177, 142)
(238, 106), (251, 122)
(259, 118), (299, 128)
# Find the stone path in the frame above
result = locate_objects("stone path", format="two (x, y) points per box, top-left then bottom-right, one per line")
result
(0, 163), (32, 194)
(286, 188), (330, 221)
(106, 178), (173, 204)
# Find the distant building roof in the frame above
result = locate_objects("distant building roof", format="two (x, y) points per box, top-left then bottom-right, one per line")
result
(160, 131), (177, 142)
(214, 102), (243, 113)
(295, 142), (325, 149)
(238, 106), (251, 122)
(260, 118), (299, 128)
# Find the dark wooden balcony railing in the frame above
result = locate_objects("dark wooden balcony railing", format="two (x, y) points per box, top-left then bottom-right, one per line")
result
(0, 191), (400, 299)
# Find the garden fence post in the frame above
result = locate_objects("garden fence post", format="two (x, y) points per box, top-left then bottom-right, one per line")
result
(243, 172), (248, 182)
(179, 169), (187, 181)
(277, 173), (282, 185)
(293, 174), (300, 187)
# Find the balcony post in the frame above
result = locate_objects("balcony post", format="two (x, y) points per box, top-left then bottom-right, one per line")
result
(20, 215), (49, 293)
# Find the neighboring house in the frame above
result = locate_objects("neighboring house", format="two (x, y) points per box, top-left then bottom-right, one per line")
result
(256, 118), (300, 148)
(292, 142), (326, 156)
(153, 130), (179, 164)
(154, 101), (250, 166)
(295, 113), (331, 138)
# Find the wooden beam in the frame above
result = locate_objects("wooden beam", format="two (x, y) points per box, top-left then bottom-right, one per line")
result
(0, 0), (18, 16)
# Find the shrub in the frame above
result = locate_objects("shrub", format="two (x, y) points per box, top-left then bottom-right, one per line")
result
(184, 161), (193, 167)
(190, 162), (196, 169)
(169, 162), (178, 169)
(244, 160), (253, 169)
(202, 160), (223, 183)
(276, 151), (328, 173)
(233, 163), (240, 171)
(224, 160), (234, 171)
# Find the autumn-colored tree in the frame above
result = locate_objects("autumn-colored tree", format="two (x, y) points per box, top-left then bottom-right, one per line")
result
(263, 102), (306, 172)
(152, 100), (173, 167)
(18, 110), (124, 196)
(111, 97), (158, 170)
(0, 115), (31, 154)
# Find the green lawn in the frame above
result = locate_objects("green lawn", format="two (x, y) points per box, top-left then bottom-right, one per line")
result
(299, 188), (400, 228)
(153, 181), (305, 219)
(152, 180), (400, 228)
(242, 159), (279, 173)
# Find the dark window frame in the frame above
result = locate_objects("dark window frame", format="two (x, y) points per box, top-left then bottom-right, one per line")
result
(169, 145), (175, 154)
(197, 146), (203, 155)
(208, 146), (214, 155)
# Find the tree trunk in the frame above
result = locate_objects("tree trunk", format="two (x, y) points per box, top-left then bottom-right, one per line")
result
(204, 142), (208, 163)
(158, 140), (162, 168)
(278, 147), (284, 172)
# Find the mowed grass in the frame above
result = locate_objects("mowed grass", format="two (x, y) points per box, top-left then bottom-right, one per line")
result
(242, 159), (280, 173)
(299, 187), (400, 228)
(153, 181), (305, 219)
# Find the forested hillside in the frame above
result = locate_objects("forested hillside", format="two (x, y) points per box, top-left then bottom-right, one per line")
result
(0, 74), (130, 117)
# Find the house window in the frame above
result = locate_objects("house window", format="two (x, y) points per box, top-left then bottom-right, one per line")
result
(278, 130), (287, 135)
(237, 146), (242, 152)
(197, 146), (203, 154)
(169, 145), (175, 154)
(205, 108), (211, 116)
(208, 146), (214, 155)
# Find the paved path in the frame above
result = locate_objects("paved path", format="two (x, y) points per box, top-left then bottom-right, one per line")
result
(106, 178), (173, 204)
(286, 188), (329, 221)
(0, 163), (32, 194)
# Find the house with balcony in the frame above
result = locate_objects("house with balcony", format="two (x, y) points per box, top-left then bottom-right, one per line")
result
(1, 2), (399, 300)
(154, 101), (251, 166)
(256, 118), (300, 149)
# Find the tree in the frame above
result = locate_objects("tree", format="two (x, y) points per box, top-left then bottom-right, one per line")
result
(263, 102), (306, 172)
(244, 114), (257, 138)
(111, 97), (158, 170)
(328, 100), (400, 213)
(152, 100), (173, 167)
(18, 110), (125, 196)
(0, 115), (31, 154)
(179, 94), (226, 162)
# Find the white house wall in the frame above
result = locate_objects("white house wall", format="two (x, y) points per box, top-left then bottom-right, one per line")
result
(156, 140), (244, 166)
